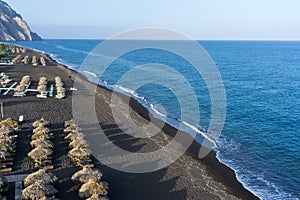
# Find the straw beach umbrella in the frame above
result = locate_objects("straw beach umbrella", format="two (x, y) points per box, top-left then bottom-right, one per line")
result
(39, 77), (47, 81)
(56, 81), (64, 87)
(56, 86), (65, 93)
(64, 132), (84, 141)
(31, 130), (51, 140)
(15, 85), (25, 92)
(37, 85), (47, 92)
(71, 167), (103, 184)
(22, 183), (58, 200)
(38, 79), (47, 85)
(28, 146), (53, 165)
(31, 134), (51, 141)
(69, 138), (89, 149)
(33, 126), (50, 134)
(68, 147), (91, 160)
(24, 169), (58, 187)
(64, 119), (76, 127)
(0, 118), (19, 129)
(64, 126), (81, 134)
(32, 118), (51, 128)
(30, 139), (54, 149)
(54, 76), (61, 82)
(79, 179), (109, 198)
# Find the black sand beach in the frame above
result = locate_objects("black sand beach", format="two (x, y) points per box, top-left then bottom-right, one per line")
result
(0, 45), (259, 200)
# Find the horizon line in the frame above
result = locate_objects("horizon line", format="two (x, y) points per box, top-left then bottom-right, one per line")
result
(37, 38), (300, 42)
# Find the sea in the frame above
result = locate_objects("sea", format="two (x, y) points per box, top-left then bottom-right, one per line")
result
(12, 39), (300, 200)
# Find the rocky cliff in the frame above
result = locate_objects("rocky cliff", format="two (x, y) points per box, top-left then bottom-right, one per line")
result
(0, 1), (41, 41)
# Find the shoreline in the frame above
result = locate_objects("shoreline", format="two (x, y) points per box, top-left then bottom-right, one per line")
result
(5, 43), (259, 199)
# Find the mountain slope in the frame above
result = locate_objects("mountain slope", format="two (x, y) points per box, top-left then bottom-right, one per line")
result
(0, 1), (41, 41)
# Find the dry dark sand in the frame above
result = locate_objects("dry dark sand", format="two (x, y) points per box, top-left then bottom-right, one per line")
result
(0, 46), (259, 200)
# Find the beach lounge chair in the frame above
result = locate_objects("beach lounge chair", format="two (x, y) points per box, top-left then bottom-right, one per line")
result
(37, 93), (47, 99)
(0, 167), (12, 173)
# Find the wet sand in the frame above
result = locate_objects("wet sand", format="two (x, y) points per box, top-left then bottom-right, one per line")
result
(1, 46), (259, 200)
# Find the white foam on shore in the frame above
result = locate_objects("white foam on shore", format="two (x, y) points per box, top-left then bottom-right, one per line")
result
(114, 84), (216, 147)
(82, 70), (97, 78)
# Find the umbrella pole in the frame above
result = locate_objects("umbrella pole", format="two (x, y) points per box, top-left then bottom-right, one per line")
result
(0, 102), (3, 119)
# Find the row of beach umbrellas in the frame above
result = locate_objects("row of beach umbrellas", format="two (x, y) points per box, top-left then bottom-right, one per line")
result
(23, 118), (59, 199)
(64, 120), (91, 166)
(28, 118), (53, 167)
(10, 47), (26, 54)
(65, 119), (110, 200)
(19, 54), (47, 66)
(0, 118), (19, 161)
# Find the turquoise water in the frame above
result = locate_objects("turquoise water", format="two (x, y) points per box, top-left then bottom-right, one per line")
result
(12, 40), (300, 199)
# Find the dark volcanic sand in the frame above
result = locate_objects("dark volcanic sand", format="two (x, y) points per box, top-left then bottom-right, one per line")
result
(0, 47), (259, 200)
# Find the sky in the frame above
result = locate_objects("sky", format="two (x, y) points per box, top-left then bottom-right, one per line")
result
(3, 0), (300, 40)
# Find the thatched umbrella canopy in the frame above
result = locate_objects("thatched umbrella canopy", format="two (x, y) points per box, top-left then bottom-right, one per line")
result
(64, 132), (84, 141)
(69, 138), (89, 149)
(64, 119), (76, 128)
(79, 179), (109, 198)
(37, 85), (47, 92)
(15, 85), (25, 92)
(0, 150), (10, 160)
(28, 146), (53, 165)
(31, 130), (51, 140)
(71, 167), (102, 184)
(56, 86), (65, 93)
(56, 81), (64, 87)
(22, 183), (58, 200)
(32, 118), (51, 128)
(68, 147), (91, 160)
(0, 175), (8, 193)
(54, 76), (61, 83)
(32, 134), (51, 141)
(0, 118), (18, 129)
(21, 76), (31, 83)
(38, 80), (47, 85)
(30, 139), (54, 149)
(33, 126), (49, 134)
(64, 126), (81, 134)
(87, 193), (109, 200)
(39, 77), (47, 81)
(24, 169), (58, 187)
